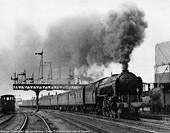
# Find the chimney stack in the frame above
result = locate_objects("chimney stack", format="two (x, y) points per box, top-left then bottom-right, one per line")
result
(122, 63), (129, 72)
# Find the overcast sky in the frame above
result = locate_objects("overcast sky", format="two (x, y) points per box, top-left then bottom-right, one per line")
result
(0, 0), (170, 100)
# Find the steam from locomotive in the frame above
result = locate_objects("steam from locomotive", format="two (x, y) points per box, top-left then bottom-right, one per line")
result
(44, 5), (147, 81)
(104, 6), (147, 72)
(104, 6), (148, 65)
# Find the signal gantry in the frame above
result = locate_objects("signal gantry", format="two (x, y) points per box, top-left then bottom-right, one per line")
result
(11, 50), (86, 111)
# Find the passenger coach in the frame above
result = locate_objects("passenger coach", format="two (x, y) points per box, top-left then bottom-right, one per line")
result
(0, 95), (15, 113)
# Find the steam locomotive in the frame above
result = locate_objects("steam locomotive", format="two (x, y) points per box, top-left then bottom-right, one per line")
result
(20, 64), (143, 119)
(143, 82), (170, 114)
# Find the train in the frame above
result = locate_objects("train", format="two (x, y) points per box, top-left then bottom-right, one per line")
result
(0, 95), (15, 113)
(20, 64), (143, 119)
(142, 82), (170, 114)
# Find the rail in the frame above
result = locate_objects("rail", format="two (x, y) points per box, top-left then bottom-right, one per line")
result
(35, 113), (52, 132)
(18, 112), (28, 132)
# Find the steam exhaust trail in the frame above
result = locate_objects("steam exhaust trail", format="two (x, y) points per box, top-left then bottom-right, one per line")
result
(103, 6), (147, 70)
(44, 5), (147, 81)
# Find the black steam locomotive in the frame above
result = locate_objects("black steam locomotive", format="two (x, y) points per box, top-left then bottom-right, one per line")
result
(20, 64), (143, 119)
(95, 64), (143, 119)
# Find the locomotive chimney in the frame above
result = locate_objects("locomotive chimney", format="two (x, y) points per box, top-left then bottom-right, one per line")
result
(122, 63), (129, 72)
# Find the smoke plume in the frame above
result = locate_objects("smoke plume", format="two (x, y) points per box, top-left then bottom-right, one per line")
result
(44, 5), (147, 81)
(103, 6), (148, 64)
(44, 15), (108, 67)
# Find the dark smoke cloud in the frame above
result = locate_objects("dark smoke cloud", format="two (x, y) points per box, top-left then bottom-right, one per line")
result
(44, 5), (147, 80)
(103, 6), (148, 64)
(44, 14), (109, 68)
(44, 15), (110, 80)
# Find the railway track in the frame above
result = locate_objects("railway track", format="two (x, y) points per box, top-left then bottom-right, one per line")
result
(49, 111), (112, 133)
(141, 118), (170, 130)
(141, 118), (170, 125)
(0, 112), (28, 131)
(0, 113), (14, 129)
(54, 110), (170, 133)
(20, 108), (170, 133)
(76, 112), (170, 133)
(18, 112), (28, 131)
(0, 110), (51, 132)
(41, 110), (159, 133)
(19, 111), (52, 132)
(63, 112), (162, 133)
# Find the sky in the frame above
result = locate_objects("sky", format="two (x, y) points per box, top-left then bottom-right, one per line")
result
(0, 0), (170, 100)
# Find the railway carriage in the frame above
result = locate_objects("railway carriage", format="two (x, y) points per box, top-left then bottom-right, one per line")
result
(51, 94), (58, 109)
(29, 99), (36, 107)
(84, 83), (96, 112)
(68, 87), (84, 111)
(74, 87), (83, 105)
(57, 91), (69, 110)
(39, 95), (52, 109)
(20, 99), (36, 108)
(21, 100), (29, 107)
(0, 95), (15, 113)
